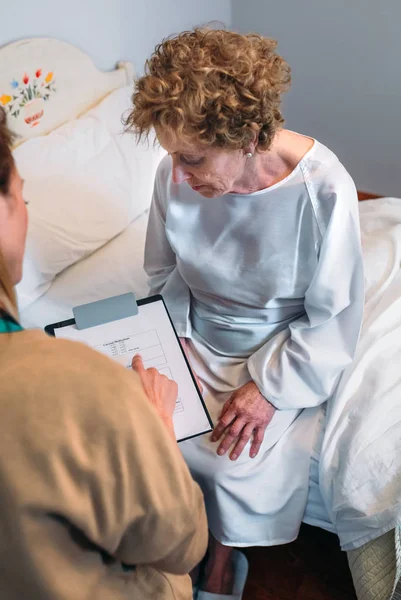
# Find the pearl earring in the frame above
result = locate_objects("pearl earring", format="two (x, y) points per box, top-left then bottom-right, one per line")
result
(245, 152), (253, 158)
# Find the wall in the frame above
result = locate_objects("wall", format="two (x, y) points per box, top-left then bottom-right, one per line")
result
(1, 0), (231, 72)
(4, 1), (398, 195)
(233, 0), (401, 196)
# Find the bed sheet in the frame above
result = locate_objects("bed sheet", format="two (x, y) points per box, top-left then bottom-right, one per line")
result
(321, 197), (401, 550)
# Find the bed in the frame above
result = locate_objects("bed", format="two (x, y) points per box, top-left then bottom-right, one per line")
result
(0, 37), (164, 328)
(1, 37), (401, 600)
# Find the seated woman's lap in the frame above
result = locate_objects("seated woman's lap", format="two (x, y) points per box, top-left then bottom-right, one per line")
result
(180, 403), (323, 545)
(179, 333), (328, 544)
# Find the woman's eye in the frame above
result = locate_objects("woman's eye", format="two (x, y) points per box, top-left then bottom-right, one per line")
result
(180, 155), (203, 166)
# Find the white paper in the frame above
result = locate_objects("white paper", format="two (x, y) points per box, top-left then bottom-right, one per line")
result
(52, 299), (212, 441)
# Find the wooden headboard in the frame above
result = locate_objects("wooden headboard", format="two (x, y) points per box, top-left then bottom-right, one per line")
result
(0, 38), (134, 146)
(358, 191), (381, 202)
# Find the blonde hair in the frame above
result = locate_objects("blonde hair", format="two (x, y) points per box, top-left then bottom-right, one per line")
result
(0, 107), (18, 313)
(126, 28), (291, 151)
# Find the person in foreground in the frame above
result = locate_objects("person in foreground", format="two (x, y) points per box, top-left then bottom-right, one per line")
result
(0, 109), (207, 600)
(126, 28), (365, 598)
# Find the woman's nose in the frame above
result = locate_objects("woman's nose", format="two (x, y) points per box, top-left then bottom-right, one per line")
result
(171, 164), (191, 185)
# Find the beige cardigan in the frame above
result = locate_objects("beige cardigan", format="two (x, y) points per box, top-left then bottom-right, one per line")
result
(0, 327), (208, 599)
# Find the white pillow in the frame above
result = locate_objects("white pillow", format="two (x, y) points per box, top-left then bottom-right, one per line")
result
(19, 212), (150, 330)
(14, 85), (165, 310)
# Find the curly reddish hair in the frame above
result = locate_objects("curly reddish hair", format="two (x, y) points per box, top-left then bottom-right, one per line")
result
(125, 28), (291, 152)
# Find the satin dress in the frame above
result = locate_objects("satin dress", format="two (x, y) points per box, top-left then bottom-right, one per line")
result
(144, 141), (364, 546)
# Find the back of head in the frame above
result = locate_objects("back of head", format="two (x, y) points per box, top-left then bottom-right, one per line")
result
(0, 108), (17, 312)
(126, 28), (291, 152)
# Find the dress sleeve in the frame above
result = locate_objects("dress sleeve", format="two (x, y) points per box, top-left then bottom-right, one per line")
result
(144, 164), (192, 337)
(247, 183), (365, 410)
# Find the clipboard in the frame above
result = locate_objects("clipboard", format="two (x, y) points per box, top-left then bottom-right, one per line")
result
(45, 293), (213, 443)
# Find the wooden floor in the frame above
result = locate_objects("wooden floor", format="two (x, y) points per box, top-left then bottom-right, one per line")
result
(242, 525), (356, 600)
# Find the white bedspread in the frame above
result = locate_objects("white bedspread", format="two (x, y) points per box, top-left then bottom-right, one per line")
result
(321, 198), (401, 550)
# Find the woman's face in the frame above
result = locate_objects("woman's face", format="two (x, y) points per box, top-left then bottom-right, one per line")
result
(158, 132), (249, 198)
(0, 168), (28, 285)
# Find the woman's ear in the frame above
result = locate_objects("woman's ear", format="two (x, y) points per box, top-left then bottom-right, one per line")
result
(244, 126), (259, 156)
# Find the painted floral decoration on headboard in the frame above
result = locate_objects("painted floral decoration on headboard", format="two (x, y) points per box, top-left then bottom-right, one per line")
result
(0, 69), (56, 128)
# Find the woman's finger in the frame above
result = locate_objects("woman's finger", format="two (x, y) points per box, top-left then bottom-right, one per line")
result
(249, 426), (267, 458)
(211, 407), (237, 442)
(230, 423), (255, 461)
(131, 354), (145, 374)
(218, 395), (234, 420)
(216, 417), (247, 456)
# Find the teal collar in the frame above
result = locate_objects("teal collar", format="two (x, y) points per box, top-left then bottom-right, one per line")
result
(0, 311), (23, 333)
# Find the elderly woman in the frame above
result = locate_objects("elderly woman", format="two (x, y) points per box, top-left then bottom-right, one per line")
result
(126, 28), (364, 598)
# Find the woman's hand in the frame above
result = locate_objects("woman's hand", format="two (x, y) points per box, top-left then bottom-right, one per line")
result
(211, 382), (276, 461)
(179, 337), (203, 393)
(132, 355), (178, 434)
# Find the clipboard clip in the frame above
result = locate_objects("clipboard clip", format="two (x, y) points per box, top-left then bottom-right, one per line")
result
(73, 293), (138, 330)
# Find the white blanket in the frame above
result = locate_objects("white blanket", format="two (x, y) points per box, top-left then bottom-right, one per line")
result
(321, 198), (401, 551)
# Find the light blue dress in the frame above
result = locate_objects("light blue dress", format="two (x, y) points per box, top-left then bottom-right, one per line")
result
(145, 141), (364, 546)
